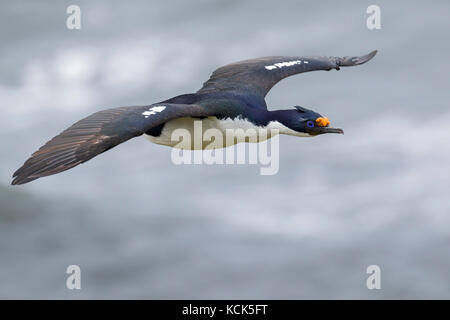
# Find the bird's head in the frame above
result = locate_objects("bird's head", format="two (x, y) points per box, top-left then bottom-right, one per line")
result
(273, 106), (344, 136)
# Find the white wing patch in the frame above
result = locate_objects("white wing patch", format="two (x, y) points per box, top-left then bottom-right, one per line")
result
(142, 105), (166, 118)
(265, 60), (306, 70)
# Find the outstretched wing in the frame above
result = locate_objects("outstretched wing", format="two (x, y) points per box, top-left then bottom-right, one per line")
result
(12, 103), (209, 185)
(198, 50), (377, 97)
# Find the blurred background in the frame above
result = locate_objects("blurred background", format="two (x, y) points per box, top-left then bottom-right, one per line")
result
(1, 0), (449, 299)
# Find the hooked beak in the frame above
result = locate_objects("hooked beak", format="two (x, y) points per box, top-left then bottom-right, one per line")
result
(308, 126), (344, 135)
(319, 127), (344, 134)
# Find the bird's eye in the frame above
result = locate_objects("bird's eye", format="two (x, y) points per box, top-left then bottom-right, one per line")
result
(306, 120), (315, 128)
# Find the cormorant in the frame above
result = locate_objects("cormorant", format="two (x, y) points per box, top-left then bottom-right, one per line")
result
(12, 50), (377, 185)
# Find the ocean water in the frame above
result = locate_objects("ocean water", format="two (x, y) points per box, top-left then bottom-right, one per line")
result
(0, 0), (449, 299)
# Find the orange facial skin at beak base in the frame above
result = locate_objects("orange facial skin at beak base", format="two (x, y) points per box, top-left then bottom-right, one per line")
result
(315, 117), (330, 127)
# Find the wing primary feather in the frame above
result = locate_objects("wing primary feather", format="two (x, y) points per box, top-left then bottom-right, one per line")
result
(12, 103), (210, 185)
(198, 50), (378, 97)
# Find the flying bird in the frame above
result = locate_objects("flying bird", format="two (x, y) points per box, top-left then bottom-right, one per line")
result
(12, 50), (377, 185)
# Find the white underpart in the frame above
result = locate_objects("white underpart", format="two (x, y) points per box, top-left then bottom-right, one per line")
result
(145, 117), (311, 150)
(264, 59), (308, 70)
(142, 105), (166, 118)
